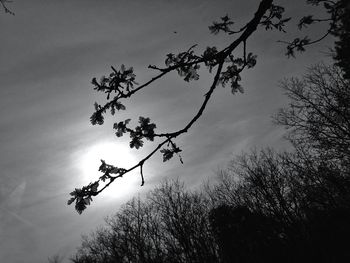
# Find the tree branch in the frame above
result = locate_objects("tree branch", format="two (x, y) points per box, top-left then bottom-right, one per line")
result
(69, 0), (275, 214)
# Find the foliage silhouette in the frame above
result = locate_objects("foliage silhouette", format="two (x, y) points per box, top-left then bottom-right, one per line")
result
(278, 0), (343, 57)
(277, 0), (350, 80)
(69, 0), (290, 213)
(68, 0), (345, 213)
(331, 0), (350, 79)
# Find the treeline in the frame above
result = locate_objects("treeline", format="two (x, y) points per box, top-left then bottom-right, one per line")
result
(70, 63), (350, 262)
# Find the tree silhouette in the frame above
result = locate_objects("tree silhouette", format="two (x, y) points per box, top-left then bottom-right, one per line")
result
(209, 204), (286, 263)
(68, 0), (293, 213)
(206, 149), (350, 261)
(275, 64), (350, 168)
(205, 63), (350, 262)
(68, 0), (345, 213)
(332, 0), (350, 79)
(71, 179), (218, 263)
(72, 150), (350, 262)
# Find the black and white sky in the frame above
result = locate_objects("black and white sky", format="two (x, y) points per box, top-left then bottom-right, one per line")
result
(0, 0), (334, 262)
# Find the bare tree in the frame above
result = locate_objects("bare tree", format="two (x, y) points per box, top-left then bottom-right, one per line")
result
(206, 145), (350, 261)
(275, 64), (350, 167)
(72, 179), (219, 263)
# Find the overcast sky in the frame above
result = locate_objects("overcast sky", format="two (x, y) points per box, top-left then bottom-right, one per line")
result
(0, 0), (334, 262)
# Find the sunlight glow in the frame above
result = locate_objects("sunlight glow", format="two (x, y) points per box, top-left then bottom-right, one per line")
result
(78, 141), (139, 198)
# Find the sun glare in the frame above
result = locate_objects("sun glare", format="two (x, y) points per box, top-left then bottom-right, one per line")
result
(78, 141), (139, 198)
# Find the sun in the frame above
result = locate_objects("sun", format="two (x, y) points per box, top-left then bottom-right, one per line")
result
(77, 141), (139, 198)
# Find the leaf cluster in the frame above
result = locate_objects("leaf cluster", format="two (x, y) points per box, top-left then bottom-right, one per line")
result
(202, 46), (219, 72)
(92, 64), (137, 97)
(98, 160), (127, 181)
(160, 142), (183, 163)
(68, 184), (98, 214)
(90, 65), (138, 125)
(68, 160), (129, 213)
(280, 0), (342, 57)
(260, 5), (291, 32)
(209, 15), (235, 35)
(285, 37), (311, 57)
(114, 117), (157, 149)
(218, 52), (257, 94)
(165, 46), (201, 82)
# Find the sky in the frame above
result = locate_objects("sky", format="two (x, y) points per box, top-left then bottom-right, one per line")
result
(0, 0), (335, 262)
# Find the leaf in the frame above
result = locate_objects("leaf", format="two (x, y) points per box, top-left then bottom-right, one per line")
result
(110, 106), (116, 115)
(160, 144), (182, 162)
(231, 81), (243, 94)
(221, 15), (229, 22)
(139, 117), (157, 140)
(116, 130), (124, 137)
(99, 160), (107, 172)
(93, 102), (100, 111)
(298, 15), (314, 29)
(84, 197), (92, 205)
(209, 15), (234, 35)
(67, 197), (75, 205)
(160, 149), (174, 162)
(91, 77), (98, 87)
(90, 111), (104, 125)
(91, 182), (99, 192)
(237, 85), (245, 94)
(100, 174), (108, 182)
(114, 119), (131, 137)
(75, 199), (87, 214)
(165, 53), (174, 67)
(130, 137), (144, 149)
(247, 53), (257, 68)
(115, 101), (126, 111)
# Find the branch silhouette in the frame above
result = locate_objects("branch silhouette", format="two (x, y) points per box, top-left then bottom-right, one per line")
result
(68, 0), (296, 214)
(278, 0), (343, 57)
(0, 0), (14, 15)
